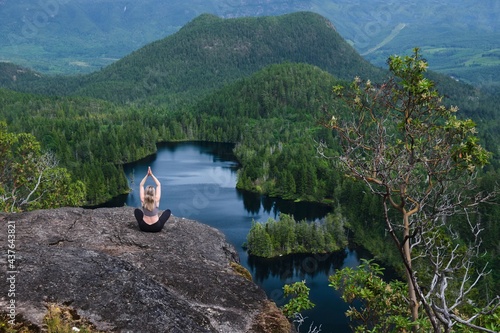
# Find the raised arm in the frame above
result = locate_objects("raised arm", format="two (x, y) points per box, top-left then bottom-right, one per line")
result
(139, 172), (148, 204)
(149, 169), (161, 205)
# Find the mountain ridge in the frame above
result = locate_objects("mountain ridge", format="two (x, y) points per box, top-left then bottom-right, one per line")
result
(2, 11), (385, 105)
(1, 0), (498, 86)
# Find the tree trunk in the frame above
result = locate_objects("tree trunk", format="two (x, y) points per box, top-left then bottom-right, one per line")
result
(403, 212), (420, 331)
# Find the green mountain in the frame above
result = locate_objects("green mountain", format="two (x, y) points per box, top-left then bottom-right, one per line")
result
(1, 11), (498, 205)
(3, 12), (385, 105)
(193, 62), (338, 119)
(1, 1), (499, 87)
(0, 62), (41, 85)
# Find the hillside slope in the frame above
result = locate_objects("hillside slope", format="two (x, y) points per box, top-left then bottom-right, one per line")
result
(0, 62), (41, 85)
(4, 12), (385, 105)
(1, 0), (498, 86)
(193, 62), (339, 121)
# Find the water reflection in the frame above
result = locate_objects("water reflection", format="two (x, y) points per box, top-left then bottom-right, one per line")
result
(248, 251), (348, 283)
(239, 190), (262, 215)
(238, 190), (332, 221)
(102, 141), (358, 333)
(160, 141), (239, 164)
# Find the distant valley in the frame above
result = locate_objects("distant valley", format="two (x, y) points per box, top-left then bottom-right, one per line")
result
(0, 12), (384, 104)
(1, 11), (498, 206)
(0, 0), (499, 87)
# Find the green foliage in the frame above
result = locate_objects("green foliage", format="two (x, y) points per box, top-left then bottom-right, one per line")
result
(329, 259), (428, 333)
(246, 221), (274, 258)
(328, 47), (499, 332)
(246, 212), (347, 258)
(282, 281), (315, 318)
(0, 89), (181, 205)
(330, 256), (500, 333)
(0, 90), (131, 205)
(470, 306), (500, 333)
(0, 121), (85, 212)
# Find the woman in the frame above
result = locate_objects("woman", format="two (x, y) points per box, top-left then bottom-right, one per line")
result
(134, 166), (171, 232)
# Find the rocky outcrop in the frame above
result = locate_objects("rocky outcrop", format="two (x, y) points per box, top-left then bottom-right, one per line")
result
(0, 207), (291, 332)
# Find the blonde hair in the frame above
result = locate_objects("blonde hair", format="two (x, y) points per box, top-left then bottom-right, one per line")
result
(143, 185), (156, 211)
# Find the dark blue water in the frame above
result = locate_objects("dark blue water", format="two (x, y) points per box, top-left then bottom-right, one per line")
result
(118, 141), (362, 332)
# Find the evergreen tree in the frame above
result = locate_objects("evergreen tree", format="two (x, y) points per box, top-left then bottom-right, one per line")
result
(245, 213), (347, 258)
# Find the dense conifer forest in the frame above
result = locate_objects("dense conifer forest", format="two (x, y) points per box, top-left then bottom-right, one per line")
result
(1, 12), (384, 104)
(245, 212), (348, 257)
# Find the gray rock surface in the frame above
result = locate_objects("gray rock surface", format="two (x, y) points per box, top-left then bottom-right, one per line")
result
(0, 207), (291, 332)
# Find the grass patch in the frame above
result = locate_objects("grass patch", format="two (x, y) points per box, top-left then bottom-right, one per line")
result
(230, 261), (253, 281)
(0, 304), (105, 333)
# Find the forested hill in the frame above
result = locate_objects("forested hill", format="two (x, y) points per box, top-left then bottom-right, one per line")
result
(0, 62), (41, 85)
(2, 12), (385, 105)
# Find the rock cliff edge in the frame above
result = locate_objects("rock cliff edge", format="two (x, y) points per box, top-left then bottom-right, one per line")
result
(0, 207), (291, 332)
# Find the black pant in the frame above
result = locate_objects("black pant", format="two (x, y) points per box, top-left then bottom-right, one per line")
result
(134, 208), (171, 232)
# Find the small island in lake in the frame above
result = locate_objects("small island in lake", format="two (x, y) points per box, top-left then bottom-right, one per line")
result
(245, 212), (348, 258)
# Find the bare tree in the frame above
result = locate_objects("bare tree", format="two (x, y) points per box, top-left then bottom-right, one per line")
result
(293, 314), (322, 333)
(321, 48), (499, 332)
(16, 151), (59, 209)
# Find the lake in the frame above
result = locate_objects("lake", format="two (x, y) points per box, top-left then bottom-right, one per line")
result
(117, 141), (365, 332)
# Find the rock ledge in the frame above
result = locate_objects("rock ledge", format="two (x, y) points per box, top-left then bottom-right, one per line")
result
(0, 207), (290, 333)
